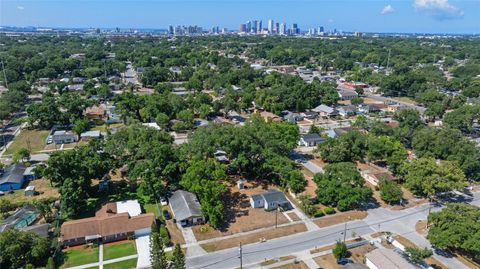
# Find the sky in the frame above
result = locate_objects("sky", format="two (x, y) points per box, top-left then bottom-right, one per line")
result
(0, 0), (479, 34)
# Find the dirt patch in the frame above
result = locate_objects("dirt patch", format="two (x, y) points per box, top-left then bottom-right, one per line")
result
(287, 212), (301, 222)
(299, 169), (317, 198)
(271, 261), (309, 269)
(313, 211), (368, 228)
(349, 244), (375, 263)
(192, 183), (289, 241)
(415, 220), (428, 235)
(166, 220), (185, 245)
(393, 235), (416, 248)
(3, 178), (59, 204)
(425, 257), (449, 269)
(314, 254), (339, 269)
(200, 223), (307, 252)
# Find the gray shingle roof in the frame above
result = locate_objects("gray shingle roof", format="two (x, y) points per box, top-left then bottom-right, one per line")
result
(0, 163), (26, 185)
(301, 133), (324, 143)
(169, 190), (203, 221)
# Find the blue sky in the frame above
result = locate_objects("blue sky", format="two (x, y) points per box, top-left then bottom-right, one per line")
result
(1, 0), (479, 34)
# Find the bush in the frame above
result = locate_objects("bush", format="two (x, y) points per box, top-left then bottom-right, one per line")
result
(324, 207), (335, 215)
(314, 210), (325, 218)
(333, 241), (348, 259)
(159, 225), (171, 246)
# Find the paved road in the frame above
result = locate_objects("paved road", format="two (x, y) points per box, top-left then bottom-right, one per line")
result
(364, 92), (427, 114)
(123, 62), (141, 86)
(187, 191), (480, 269)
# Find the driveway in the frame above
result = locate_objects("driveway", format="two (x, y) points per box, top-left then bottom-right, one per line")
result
(135, 235), (151, 268)
(179, 225), (207, 257)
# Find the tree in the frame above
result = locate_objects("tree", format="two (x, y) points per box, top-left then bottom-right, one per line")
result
(172, 243), (186, 269)
(13, 148), (30, 163)
(0, 229), (50, 268)
(350, 97), (364, 105)
(378, 178), (403, 204)
(428, 203), (480, 261)
(404, 157), (467, 198)
(150, 231), (168, 269)
(314, 162), (372, 211)
(404, 247), (433, 263)
(72, 118), (90, 137)
(333, 241), (348, 259)
(298, 195), (316, 217)
(46, 257), (55, 269)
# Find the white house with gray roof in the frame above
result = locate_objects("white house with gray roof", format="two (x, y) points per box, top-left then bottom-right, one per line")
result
(169, 190), (205, 227)
(250, 190), (292, 210)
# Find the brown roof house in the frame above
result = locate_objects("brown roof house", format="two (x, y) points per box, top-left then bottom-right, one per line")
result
(60, 200), (154, 247)
(85, 104), (107, 120)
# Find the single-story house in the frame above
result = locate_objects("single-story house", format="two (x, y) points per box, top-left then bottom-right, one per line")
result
(250, 190), (292, 210)
(312, 104), (338, 118)
(337, 105), (357, 117)
(365, 249), (416, 269)
(60, 200), (154, 247)
(52, 130), (78, 144)
(142, 122), (161, 130)
(259, 111), (282, 122)
(283, 112), (304, 123)
(0, 164), (26, 191)
(298, 133), (326, 147)
(214, 150), (229, 163)
(169, 190), (205, 227)
(301, 111), (319, 120)
(23, 166), (38, 181)
(360, 169), (396, 186)
(85, 104), (107, 120)
(337, 89), (359, 101)
(0, 205), (39, 232)
(80, 130), (102, 140)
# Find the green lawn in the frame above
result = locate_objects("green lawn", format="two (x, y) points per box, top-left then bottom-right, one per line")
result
(144, 203), (162, 218)
(4, 129), (50, 155)
(103, 241), (137, 261)
(61, 247), (99, 268)
(91, 123), (124, 133)
(103, 258), (137, 269)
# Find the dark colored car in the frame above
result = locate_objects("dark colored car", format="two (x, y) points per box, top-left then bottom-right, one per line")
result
(336, 258), (352, 265)
(163, 210), (171, 220)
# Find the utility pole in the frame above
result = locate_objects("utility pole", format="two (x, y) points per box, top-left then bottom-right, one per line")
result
(426, 196), (433, 228)
(275, 205), (278, 228)
(343, 221), (348, 243)
(239, 242), (243, 269)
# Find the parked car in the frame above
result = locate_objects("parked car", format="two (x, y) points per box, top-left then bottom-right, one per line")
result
(336, 258), (352, 265)
(162, 210), (171, 220)
(160, 197), (168, 206)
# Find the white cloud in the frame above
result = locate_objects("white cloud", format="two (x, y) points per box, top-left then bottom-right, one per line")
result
(413, 0), (464, 20)
(17, 6), (25, 10)
(381, 4), (395, 15)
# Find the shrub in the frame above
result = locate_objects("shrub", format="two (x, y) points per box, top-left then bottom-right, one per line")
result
(333, 241), (348, 259)
(159, 225), (171, 246)
(314, 210), (324, 218)
(324, 207), (335, 215)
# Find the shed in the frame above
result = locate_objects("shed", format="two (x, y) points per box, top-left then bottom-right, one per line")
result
(25, 186), (36, 197)
(169, 190), (204, 227)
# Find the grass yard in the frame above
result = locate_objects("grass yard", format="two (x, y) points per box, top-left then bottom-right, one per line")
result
(91, 123), (124, 133)
(4, 129), (50, 155)
(103, 258), (137, 269)
(61, 247), (99, 268)
(144, 203), (162, 218)
(200, 223), (307, 252)
(2, 178), (59, 204)
(103, 241), (137, 261)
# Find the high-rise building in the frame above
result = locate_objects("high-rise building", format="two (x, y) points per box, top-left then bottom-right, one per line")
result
(246, 21), (252, 33)
(168, 25), (174, 35)
(256, 20), (262, 33)
(268, 19), (274, 34)
(319, 26), (325, 33)
(239, 24), (246, 33)
(292, 23), (299, 35)
(252, 20), (258, 33)
(279, 23), (286, 35)
(274, 22), (279, 34)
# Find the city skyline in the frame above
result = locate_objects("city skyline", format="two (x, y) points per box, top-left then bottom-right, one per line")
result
(1, 0), (479, 34)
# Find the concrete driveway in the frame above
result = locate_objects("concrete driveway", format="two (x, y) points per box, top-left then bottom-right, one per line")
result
(135, 235), (151, 268)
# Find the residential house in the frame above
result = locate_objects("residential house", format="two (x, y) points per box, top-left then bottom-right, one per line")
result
(283, 112), (304, 123)
(0, 205), (39, 232)
(357, 104), (380, 114)
(365, 249), (416, 269)
(169, 190), (205, 227)
(360, 166), (396, 186)
(214, 150), (229, 163)
(259, 111), (282, 122)
(0, 164), (26, 191)
(337, 105), (357, 117)
(142, 122), (161, 130)
(23, 166), (38, 181)
(301, 111), (319, 120)
(85, 104), (107, 120)
(298, 133), (325, 147)
(337, 89), (358, 101)
(51, 130), (78, 144)
(80, 130), (102, 140)
(312, 105), (338, 118)
(250, 190), (292, 210)
(60, 200), (154, 247)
